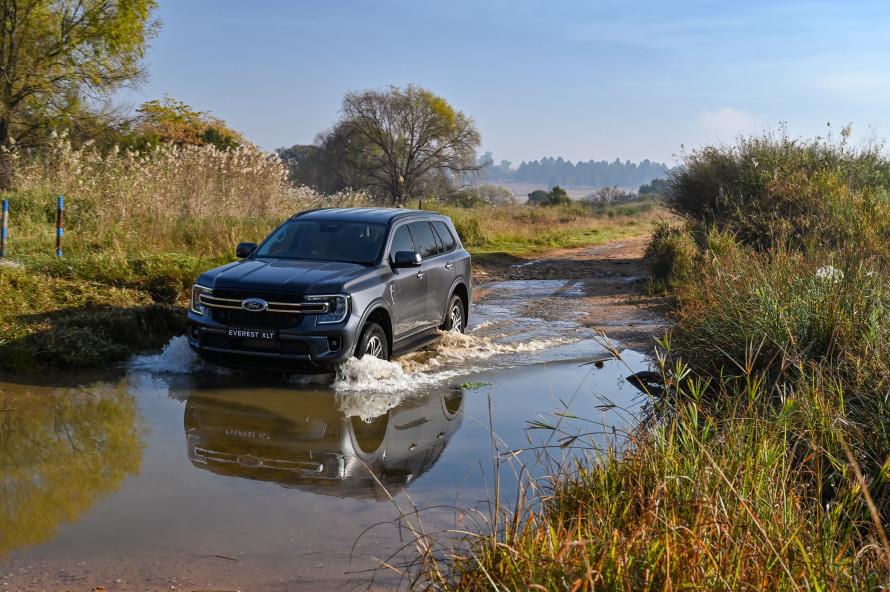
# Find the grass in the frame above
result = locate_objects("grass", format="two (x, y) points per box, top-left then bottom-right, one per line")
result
(0, 265), (185, 372)
(404, 131), (890, 590)
(407, 348), (890, 590)
(0, 138), (665, 373)
(441, 202), (665, 259)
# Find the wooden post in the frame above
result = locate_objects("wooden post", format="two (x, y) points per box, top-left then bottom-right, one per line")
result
(56, 195), (63, 258)
(1, 199), (7, 258)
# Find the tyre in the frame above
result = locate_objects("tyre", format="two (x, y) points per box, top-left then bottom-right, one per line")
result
(443, 294), (466, 333)
(355, 322), (388, 360)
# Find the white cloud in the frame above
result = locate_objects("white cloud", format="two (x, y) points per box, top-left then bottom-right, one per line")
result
(696, 107), (761, 139)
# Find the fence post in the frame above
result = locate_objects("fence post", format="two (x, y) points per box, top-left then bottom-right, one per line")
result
(1, 199), (7, 258)
(56, 195), (63, 258)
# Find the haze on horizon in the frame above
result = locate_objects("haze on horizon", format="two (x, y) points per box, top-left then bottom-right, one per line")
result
(126, 0), (890, 169)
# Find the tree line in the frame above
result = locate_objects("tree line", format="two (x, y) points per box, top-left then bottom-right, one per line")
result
(481, 153), (670, 189)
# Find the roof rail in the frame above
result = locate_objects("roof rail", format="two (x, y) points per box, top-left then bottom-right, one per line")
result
(288, 207), (333, 220)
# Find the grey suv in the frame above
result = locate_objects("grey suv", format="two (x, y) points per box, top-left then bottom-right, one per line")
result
(187, 208), (471, 371)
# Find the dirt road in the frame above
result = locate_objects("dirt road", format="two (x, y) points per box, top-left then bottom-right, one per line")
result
(471, 234), (667, 353)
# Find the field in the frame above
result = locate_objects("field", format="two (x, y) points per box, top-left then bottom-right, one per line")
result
(8, 131), (886, 591)
(0, 137), (664, 374)
(411, 132), (890, 590)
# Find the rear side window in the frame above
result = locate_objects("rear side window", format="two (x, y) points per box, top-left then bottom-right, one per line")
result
(432, 221), (456, 252)
(408, 221), (441, 258)
(389, 225), (415, 260)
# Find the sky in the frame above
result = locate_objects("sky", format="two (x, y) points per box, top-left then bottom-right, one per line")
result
(123, 0), (890, 169)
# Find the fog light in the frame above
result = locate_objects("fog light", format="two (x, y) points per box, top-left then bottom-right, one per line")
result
(327, 336), (342, 351)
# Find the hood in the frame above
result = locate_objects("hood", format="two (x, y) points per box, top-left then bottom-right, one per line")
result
(198, 258), (368, 293)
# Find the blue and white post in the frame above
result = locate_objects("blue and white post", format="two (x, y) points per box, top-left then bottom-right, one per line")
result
(56, 195), (63, 258)
(1, 199), (8, 258)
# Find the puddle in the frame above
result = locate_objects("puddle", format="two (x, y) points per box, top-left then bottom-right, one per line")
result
(0, 278), (658, 591)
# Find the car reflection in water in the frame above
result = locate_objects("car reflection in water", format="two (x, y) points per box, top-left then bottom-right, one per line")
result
(183, 388), (464, 500)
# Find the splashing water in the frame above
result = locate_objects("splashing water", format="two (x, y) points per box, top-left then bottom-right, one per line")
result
(132, 327), (582, 398)
(131, 336), (209, 374)
(330, 330), (577, 396)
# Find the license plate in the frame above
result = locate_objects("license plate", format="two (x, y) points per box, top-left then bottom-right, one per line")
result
(227, 327), (278, 340)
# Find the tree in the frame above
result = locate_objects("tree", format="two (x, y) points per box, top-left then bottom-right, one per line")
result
(276, 144), (321, 185)
(321, 85), (483, 205)
(590, 185), (631, 204)
(546, 185), (572, 206)
(476, 183), (514, 205)
(0, 0), (160, 150)
(128, 95), (244, 150)
(638, 177), (669, 196)
(444, 184), (514, 208)
(527, 189), (550, 205)
(529, 186), (571, 206)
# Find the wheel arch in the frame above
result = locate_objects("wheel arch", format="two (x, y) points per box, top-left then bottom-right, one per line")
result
(450, 282), (470, 322)
(361, 305), (393, 355)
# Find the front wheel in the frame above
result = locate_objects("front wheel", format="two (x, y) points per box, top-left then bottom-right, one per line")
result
(443, 294), (466, 333)
(355, 322), (389, 360)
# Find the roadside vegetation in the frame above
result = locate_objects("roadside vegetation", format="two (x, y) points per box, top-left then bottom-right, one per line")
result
(412, 129), (890, 589)
(0, 135), (663, 373)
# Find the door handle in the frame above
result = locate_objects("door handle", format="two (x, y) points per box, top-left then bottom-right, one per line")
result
(445, 261), (454, 270)
(416, 271), (425, 279)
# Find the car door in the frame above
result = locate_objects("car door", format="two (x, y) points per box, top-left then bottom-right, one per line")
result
(407, 221), (450, 326)
(387, 223), (427, 337)
(431, 218), (462, 282)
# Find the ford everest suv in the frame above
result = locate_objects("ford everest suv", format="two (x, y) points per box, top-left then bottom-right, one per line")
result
(187, 208), (471, 371)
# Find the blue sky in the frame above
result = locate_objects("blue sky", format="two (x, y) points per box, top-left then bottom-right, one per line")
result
(125, 0), (890, 168)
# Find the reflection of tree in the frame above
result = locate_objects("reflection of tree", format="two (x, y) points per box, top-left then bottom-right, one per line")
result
(0, 383), (144, 557)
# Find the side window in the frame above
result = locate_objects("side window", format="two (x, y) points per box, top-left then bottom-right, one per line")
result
(408, 221), (441, 258)
(389, 225), (415, 261)
(432, 221), (456, 252)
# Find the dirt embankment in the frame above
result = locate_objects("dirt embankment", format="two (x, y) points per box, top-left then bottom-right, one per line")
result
(471, 234), (668, 353)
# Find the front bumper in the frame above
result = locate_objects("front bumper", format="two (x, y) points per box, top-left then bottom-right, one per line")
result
(187, 312), (361, 372)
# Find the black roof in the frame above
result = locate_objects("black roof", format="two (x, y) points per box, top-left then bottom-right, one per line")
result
(289, 207), (441, 224)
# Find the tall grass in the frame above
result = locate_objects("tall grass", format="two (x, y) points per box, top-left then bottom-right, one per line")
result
(0, 138), (660, 372)
(411, 350), (890, 590)
(663, 129), (890, 252)
(0, 137), (373, 371)
(655, 133), (890, 482)
(414, 131), (890, 590)
(5, 135), (370, 258)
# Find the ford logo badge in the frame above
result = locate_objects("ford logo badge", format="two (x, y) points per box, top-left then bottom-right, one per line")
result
(242, 298), (268, 312)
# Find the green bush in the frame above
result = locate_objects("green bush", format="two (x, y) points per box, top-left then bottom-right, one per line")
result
(665, 131), (890, 251)
(644, 221), (698, 288)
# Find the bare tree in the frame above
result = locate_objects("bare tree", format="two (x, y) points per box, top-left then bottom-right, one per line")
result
(323, 85), (483, 205)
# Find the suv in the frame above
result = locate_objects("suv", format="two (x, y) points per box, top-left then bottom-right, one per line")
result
(187, 208), (471, 371)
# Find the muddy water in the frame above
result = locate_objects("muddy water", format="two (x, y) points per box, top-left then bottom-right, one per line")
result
(0, 281), (654, 591)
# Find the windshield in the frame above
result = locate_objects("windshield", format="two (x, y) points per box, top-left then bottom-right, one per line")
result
(254, 219), (387, 264)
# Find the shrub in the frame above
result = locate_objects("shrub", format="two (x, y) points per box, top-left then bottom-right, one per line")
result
(645, 221), (698, 287)
(665, 130), (890, 251)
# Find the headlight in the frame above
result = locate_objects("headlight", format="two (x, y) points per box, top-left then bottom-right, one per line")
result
(308, 294), (350, 324)
(190, 284), (213, 315)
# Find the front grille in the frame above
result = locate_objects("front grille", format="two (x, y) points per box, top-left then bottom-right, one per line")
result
(210, 308), (303, 328)
(200, 289), (324, 329)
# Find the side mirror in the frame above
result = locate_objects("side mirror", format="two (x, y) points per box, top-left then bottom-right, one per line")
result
(236, 242), (257, 258)
(391, 250), (422, 268)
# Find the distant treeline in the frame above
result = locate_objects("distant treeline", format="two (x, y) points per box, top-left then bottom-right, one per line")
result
(479, 152), (671, 189)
